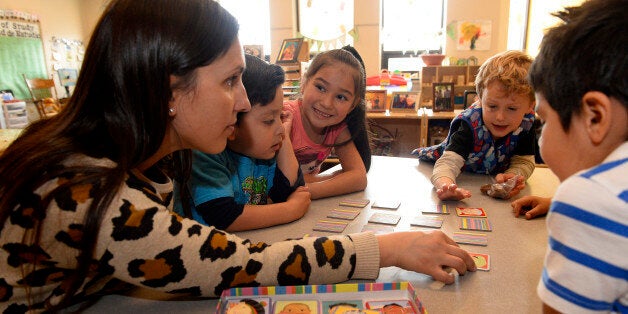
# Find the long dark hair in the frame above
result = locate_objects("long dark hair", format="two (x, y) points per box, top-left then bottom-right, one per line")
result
(0, 0), (238, 309)
(302, 48), (371, 170)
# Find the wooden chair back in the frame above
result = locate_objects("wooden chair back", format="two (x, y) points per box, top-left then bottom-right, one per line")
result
(22, 74), (60, 118)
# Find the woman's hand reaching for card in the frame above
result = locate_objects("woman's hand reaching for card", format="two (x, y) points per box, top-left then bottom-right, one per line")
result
(376, 231), (477, 284)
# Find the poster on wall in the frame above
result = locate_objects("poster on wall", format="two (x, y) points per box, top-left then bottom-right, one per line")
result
(456, 20), (492, 51)
(0, 10), (47, 101)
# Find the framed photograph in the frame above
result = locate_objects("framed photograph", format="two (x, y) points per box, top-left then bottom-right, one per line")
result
(365, 90), (387, 112)
(276, 38), (303, 64)
(433, 82), (454, 112)
(464, 90), (478, 108)
(389, 91), (419, 113)
(57, 68), (78, 87)
(243, 45), (264, 59)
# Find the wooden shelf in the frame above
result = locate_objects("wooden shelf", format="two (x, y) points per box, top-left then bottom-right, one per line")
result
(419, 65), (480, 107)
(366, 109), (461, 157)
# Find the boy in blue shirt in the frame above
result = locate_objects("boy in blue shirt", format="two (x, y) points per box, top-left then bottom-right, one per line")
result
(175, 54), (310, 231)
(528, 0), (628, 312)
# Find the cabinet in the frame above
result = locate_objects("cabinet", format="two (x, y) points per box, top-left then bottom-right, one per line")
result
(366, 110), (460, 158)
(418, 65), (480, 108)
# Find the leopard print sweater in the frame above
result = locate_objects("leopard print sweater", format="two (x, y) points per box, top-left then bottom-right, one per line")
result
(0, 156), (380, 313)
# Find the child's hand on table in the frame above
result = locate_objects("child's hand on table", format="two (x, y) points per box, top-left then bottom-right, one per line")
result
(434, 177), (472, 200)
(495, 173), (525, 199)
(511, 195), (551, 219)
(284, 186), (311, 221)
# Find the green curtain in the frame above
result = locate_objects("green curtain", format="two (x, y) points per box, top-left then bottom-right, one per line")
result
(0, 36), (47, 100)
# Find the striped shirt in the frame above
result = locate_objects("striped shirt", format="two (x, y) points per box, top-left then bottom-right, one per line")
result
(538, 142), (628, 313)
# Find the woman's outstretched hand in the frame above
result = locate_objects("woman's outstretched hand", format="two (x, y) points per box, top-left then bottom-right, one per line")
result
(377, 231), (477, 284)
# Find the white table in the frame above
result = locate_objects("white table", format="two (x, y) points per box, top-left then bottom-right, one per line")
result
(81, 156), (559, 314)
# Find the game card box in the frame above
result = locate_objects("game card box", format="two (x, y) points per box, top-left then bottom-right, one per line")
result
(452, 232), (488, 246)
(274, 300), (319, 314)
(368, 213), (401, 225)
(371, 200), (401, 210)
(361, 224), (395, 234)
(459, 217), (493, 231)
(409, 216), (444, 228)
(421, 204), (450, 215)
(327, 208), (361, 221)
(313, 219), (348, 233)
(470, 252), (490, 271)
(217, 282), (427, 314)
(455, 207), (487, 218)
(224, 297), (271, 314)
(338, 198), (370, 208)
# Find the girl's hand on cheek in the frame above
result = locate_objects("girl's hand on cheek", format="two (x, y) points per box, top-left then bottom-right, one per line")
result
(281, 110), (293, 135)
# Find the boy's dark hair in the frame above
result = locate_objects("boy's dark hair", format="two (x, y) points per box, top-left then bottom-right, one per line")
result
(237, 54), (285, 123)
(529, 0), (628, 131)
(243, 54), (285, 108)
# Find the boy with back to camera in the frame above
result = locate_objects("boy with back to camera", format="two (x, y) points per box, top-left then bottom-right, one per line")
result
(175, 54), (310, 231)
(528, 0), (628, 312)
(414, 50), (536, 201)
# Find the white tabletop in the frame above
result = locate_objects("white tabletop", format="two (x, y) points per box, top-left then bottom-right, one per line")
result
(81, 156), (560, 314)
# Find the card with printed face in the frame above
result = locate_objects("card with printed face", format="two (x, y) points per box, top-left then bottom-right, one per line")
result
(456, 207), (487, 217)
(368, 213), (401, 225)
(274, 300), (320, 314)
(371, 199), (401, 210)
(327, 208), (361, 220)
(452, 232), (488, 246)
(339, 198), (370, 208)
(421, 204), (450, 214)
(322, 300), (364, 314)
(470, 252), (490, 271)
(313, 219), (348, 233)
(224, 297), (271, 314)
(365, 300), (416, 313)
(459, 217), (492, 231)
(361, 224), (395, 234)
(409, 216), (444, 228)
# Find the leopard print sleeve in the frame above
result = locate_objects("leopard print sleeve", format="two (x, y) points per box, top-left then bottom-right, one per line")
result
(96, 172), (380, 298)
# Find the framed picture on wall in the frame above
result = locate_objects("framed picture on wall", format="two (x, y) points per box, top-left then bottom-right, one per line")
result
(389, 91), (419, 113)
(243, 45), (264, 59)
(365, 90), (387, 112)
(433, 82), (454, 112)
(276, 38), (303, 64)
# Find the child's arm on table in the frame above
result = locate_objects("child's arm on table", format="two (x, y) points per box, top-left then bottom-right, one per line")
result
(431, 151), (471, 200)
(226, 188), (311, 231)
(305, 129), (367, 199)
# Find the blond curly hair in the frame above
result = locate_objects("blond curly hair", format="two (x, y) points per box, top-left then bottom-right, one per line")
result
(475, 50), (534, 101)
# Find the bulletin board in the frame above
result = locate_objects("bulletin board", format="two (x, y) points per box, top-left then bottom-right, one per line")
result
(0, 10), (47, 101)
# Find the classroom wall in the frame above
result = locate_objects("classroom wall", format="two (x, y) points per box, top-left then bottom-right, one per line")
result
(269, 0), (510, 77)
(0, 0), (91, 80)
(2, 0), (572, 86)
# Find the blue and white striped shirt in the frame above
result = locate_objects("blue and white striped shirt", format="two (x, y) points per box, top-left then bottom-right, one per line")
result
(538, 142), (628, 313)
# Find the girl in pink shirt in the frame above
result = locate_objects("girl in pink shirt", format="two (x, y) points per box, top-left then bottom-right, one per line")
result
(284, 48), (370, 199)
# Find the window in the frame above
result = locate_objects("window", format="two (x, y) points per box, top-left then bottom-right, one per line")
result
(298, 0), (354, 53)
(381, 0), (445, 70)
(218, 0), (271, 61)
